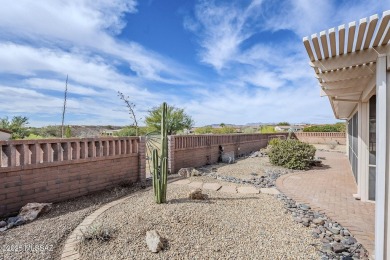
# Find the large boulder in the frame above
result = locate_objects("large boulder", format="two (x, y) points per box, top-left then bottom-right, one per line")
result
(18, 203), (52, 222)
(145, 230), (164, 253)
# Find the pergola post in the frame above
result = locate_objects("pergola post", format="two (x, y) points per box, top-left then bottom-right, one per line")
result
(375, 53), (390, 259)
(357, 101), (369, 201)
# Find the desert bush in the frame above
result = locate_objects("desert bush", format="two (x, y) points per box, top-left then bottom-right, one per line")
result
(80, 223), (115, 242)
(268, 139), (316, 170)
(268, 138), (282, 146)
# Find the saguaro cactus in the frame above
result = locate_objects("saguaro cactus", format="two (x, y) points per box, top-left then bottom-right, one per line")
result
(152, 102), (168, 203)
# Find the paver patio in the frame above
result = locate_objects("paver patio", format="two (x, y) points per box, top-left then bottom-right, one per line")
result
(276, 151), (375, 256)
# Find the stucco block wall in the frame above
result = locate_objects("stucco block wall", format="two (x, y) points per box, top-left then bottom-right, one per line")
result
(0, 137), (145, 217)
(168, 134), (286, 173)
(294, 132), (346, 145)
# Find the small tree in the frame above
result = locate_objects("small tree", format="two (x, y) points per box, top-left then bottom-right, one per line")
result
(65, 125), (72, 138)
(0, 116), (29, 139)
(118, 91), (140, 136)
(277, 122), (290, 126)
(61, 75), (69, 138)
(145, 104), (194, 135)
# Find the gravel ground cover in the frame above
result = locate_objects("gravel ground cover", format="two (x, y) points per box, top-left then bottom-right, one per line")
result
(313, 144), (346, 153)
(78, 184), (319, 259)
(0, 183), (148, 260)
(198, 155), (286, 180)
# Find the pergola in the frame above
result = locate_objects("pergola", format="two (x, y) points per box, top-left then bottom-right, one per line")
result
(302, 10), (390, 259)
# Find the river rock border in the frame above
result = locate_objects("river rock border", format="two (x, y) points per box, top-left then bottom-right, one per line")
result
(195, 167), (369, 260)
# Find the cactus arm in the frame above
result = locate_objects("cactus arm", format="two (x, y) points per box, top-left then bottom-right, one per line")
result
(151, 102), (169, 204)
(152, 149), (159, 202)
(161, 157), (167, 203)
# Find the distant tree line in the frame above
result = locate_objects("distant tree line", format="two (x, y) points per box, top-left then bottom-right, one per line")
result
(194, 125), (236, 134)
(303, 123), (345, 132)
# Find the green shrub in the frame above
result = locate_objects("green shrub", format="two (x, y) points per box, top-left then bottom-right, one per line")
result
(268, 138), (282, 146)
(268, 139), (316, 170)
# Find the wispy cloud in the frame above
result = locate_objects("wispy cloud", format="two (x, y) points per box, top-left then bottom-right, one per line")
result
(0, 0), (195, 83)
(184, 0), (263, 71)
(262, 0), (387, 36)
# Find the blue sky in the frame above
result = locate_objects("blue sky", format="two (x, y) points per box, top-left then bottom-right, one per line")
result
(0, 0), (388, 127)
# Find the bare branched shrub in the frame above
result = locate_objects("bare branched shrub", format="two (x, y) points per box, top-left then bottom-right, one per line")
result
(80, 223), (115, 243)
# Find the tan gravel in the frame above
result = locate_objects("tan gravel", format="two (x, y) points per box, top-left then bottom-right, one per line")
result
(198, 156), (286, 180)
(78, 183), (319, 259)
(313, 144), (346, 153)
(0, 184), (146, 260)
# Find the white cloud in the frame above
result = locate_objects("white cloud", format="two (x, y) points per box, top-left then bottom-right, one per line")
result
(0, 0), (195, 83)
(244, 70), (286, 89)
(25, 78), (101, 96)
(262, 0), (387, 37)
(185, 82), (335, 125)
(185, 0), (263, 71)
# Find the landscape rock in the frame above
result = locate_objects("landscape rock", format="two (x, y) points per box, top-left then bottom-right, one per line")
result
(260, 188), (280, 195)
(7, 216), (25, 226)
(221, 151), (235, 164)
(327, 227), (340, 235)
(191, 169), (201, 176)
(202, 183), (222, 191)
(313, 218), (325, 225)
(343, 237), (357, 245)
(0, 220), (6, 228)
(237, 186), (259, 194)
(188, 189), (208, 200)
(18, 203), (52, 222)
(145, 230), (164, 253)
(178, 168), (195, 177)
(332, 242), (346, 253)
(219, 185), (237, 193)
(299, 204), (311, 210)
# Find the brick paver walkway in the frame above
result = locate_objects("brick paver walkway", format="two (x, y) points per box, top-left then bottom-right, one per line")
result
(276, 151), (375, 256)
